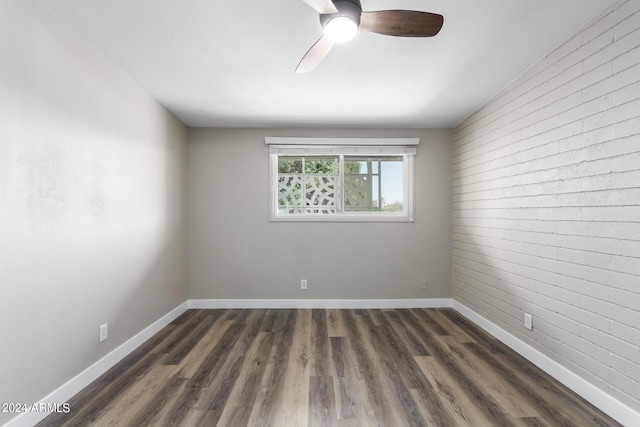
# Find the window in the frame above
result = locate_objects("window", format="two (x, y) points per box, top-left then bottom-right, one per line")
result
(267, 138), (417, 222)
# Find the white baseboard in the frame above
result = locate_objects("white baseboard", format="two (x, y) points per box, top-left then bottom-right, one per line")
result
(188, 298), (453, 309)
(3, 302), (189, 427)
(452, 300), (639, 427)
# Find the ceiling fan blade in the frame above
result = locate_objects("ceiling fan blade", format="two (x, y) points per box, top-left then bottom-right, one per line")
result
(296, 35), (334, 73)
(359, 10), (444, 37)
(300, 0), (338, 14)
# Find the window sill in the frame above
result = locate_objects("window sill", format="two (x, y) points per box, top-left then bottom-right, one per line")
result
(269, 213), (414, 223)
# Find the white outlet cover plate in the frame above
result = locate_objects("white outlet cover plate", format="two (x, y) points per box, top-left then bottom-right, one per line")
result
(99, 323), (108, 342)
(524, 313), (533, 330)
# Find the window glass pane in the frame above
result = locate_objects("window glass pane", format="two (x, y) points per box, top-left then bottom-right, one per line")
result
(278, 156), (339, 215)
(344, 156), (403, 212)
(304, 156), (339, 174)
(372, 176), (380, 208)
(344, 160), (369, 175)
(344, 174), (370, 210)
(344, 158), (368, 211)
(278, 157), (303, 173)
(380, 158), (403, 212)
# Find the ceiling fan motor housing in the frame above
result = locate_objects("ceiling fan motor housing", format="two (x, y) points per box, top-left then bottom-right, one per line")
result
(319, 0), (362, 28)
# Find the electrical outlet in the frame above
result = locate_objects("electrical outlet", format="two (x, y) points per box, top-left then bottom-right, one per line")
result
(524, 313), (533, 331)
(300, 279), (308, 290)
(420, 279), (428, 290)
(99, 323), (108, 343)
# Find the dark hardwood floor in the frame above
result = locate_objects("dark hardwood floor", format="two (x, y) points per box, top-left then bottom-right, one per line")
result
(39, 308), (621, 426)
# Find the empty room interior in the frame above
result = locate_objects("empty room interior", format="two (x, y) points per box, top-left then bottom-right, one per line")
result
(1, 0), (639, 426)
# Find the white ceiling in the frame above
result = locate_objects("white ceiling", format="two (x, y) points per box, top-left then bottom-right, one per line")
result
(42, 0), (613, 128)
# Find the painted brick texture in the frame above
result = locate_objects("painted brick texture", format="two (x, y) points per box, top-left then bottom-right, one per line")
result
(452, 0), (640, 412)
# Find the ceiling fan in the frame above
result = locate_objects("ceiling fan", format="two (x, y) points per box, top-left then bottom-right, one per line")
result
(296, 0), (444, 73)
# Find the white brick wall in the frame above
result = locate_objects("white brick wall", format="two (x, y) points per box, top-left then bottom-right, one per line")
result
(453, 0), (640, 413)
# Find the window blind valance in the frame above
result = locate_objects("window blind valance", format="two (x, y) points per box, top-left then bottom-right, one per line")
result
(264, 137), (419, 146)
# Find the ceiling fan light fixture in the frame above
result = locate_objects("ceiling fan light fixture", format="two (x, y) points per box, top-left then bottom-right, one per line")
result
(300, 0), (443, 73)
(324, 16), (358, 42)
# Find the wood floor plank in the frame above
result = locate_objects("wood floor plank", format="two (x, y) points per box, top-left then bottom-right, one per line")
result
(377, 311), (455, 425)
(357, 312), (428, 427)
(311, 309), (329, 377)
(157, 381), (203, 425)
(442, 335), (540, 418)
(245, 347), (280, 427)
(169, 309), (200, 325)
(174, 318), (233, 380)
(260, 308), (279, 332)
(198, 310), (266, 412)
(38, 308), (622, 427)
(429, 309), (476, 344)
(164, 311), (224, 365)
(327, 309), (347, 337)
(438, 308), (497, 343)
(122, 376), (187, 427)
(341, 309), (398, 427)
(329, 337), (366, 422)
(184, 322), (244, 389)
(43, 351), (162, 427)
(153, 309), (210, 355)
(366, 308), (386, 326)
(96, 364), (179, 427)
(382, 310), (430, 357)
(517, 416), (555, 427)
(397, 308), (514, 427)
(216, 331), (274, 426)
(309, 376), (337, 427)
(277, 309), (311, 426)
(246, 309), (296, 427)
(409, 307), (450, 336)
(414, 355), (494, 426)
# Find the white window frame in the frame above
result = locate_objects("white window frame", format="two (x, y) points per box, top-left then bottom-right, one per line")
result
(266, 137), (417, 222)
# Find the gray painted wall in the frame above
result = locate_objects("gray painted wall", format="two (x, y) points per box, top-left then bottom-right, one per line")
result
(453, 0), (640, 412)
(0, 2), (188, 424)
(188, 128), (452, 300)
